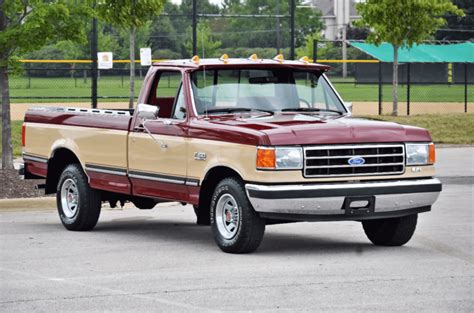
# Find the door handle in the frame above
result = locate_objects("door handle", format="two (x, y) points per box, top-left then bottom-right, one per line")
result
(134, 125), (145, 132)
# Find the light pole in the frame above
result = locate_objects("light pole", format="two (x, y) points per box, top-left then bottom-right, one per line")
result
(91, 0), (98, 109)
(290, 0), (295, 59)
(192, 0), (197, 56)
(342, 0), (348, 78)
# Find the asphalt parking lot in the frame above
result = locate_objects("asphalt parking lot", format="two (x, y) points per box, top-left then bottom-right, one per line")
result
(1, 147), (473, 312)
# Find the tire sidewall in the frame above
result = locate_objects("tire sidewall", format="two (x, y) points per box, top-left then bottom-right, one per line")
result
(56, 165), (86, 227)
(211, 183), (242, 247)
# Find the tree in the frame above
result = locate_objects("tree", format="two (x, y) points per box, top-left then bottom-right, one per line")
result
(184, 22), (222, 58)
(221, 0), (323, 54)
(97, 0), (165, 108)
(436, 0), (474, 40)
(356, 0), (463, 116)
(0, 0), (92, 170)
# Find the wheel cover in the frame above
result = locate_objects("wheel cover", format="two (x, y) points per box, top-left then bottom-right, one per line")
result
(216, 193), (240, 239)
(60, 178), (79, 218)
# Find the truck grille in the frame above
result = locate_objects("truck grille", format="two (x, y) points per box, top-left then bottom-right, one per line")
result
(304, 144), (405, 178)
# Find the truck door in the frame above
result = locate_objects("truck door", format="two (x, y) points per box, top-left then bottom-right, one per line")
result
(128, 70), (189, 201)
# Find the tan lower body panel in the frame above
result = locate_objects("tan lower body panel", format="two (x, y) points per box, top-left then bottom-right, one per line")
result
(24, 123), (436, 199)
(185, 137), (435, 184)
(24, 123), (130, 193)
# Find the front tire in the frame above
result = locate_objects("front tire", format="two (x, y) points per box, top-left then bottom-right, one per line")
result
(57, 164), (101, 231)
(362, 214), (418, 246)
(211, 177), (265, 253)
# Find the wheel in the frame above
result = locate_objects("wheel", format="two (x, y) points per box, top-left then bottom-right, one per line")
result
(56, 164), (101, 231)
(132, 197), (156, 210)
(210, 177), (265, 253)
(362, 214), (418, 246)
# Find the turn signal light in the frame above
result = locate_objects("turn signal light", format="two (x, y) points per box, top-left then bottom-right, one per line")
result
(273, 54), (284, 62)
(429, 143), (436, 164)
(21, 123), (26, 147)
(219, 54), (229, 63)
(191, 55), (200, 64)
(299, 56), (309, 64)
(257, 148), (276, 169)
(248, 54), (258, 61)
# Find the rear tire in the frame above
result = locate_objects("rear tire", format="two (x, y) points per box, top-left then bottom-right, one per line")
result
(56, 164), (101, 231)
(211, 177), (265, 253)
(362, 214), (418, 246)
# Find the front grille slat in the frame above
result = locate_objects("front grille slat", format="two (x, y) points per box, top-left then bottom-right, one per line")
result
(305, 162), (404, 169)
(306, 153), (403, 159)
(303, 144), (405, 178)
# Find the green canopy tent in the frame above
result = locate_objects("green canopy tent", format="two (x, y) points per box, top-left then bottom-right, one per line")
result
(348, 42), (472, 115)
(350, 42), (474, 63)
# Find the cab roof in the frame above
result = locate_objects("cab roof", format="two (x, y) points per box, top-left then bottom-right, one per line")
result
(153, 58), (331, 71)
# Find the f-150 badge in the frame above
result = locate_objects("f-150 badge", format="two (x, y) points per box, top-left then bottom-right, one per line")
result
(194, 152), (207, 161)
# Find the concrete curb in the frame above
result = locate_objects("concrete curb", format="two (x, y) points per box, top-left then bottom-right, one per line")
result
(0, 197), (56, 211)
(0, 197), (183, 212)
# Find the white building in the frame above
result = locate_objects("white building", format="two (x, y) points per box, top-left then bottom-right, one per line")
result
(309, 0), (361, 40)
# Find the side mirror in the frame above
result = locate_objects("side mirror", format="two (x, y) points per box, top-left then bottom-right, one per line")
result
(136, 103), (159, 122)
(344, 102), (353, 113)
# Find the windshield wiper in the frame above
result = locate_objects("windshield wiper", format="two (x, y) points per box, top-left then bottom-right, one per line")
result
(281, 107), (343, 115)
(204, 107), (274, 115)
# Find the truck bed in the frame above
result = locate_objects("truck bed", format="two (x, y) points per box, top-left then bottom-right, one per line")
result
(23, 106), (133, 194)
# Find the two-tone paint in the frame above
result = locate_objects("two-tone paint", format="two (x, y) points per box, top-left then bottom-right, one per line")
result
(22, 59), (438, 208)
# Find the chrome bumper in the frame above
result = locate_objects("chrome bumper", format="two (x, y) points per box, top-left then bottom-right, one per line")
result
(245, 178), (442, 219)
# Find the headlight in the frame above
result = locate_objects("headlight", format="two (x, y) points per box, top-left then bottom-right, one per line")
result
(257, 146), (303, 170)
(406, 143), (435, 165)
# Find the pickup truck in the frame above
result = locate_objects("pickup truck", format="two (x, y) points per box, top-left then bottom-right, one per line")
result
(21, 56), (442, 253)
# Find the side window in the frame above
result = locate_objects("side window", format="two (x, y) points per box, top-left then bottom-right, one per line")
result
(149, 71), (182, 119)
(172, 85), (186, 120)
(156, 71), (181, 98)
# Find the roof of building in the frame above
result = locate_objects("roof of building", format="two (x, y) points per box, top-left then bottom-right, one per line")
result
(350, 42), (474, 63)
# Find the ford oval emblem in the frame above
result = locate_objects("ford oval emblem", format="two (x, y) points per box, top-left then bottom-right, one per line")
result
(348, 156), (365, 166)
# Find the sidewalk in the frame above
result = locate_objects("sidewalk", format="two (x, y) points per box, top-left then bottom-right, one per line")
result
(435, 146), (474, 184)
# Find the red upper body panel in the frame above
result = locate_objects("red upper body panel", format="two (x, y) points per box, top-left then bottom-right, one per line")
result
(189, 113), (432, 146)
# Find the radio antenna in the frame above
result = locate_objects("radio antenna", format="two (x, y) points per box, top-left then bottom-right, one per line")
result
(201, 31), (209, 118)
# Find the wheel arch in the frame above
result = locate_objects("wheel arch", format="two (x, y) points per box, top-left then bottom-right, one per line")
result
(196, 165), (244, 225)
(46, 147), (86, 194)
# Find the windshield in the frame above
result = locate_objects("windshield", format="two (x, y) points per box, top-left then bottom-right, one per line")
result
(190, 68), (347, 115)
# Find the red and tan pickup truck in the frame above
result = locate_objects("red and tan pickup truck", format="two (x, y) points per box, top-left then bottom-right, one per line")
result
(21, 56), (442, 253)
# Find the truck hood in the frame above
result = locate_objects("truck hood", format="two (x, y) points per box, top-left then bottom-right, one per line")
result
(201, 113), (432, 145)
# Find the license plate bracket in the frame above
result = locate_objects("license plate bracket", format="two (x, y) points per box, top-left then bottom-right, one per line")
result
(343, 196), (375, 215)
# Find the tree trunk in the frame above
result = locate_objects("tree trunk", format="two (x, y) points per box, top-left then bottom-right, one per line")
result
(392, 45), (399, 116)
(129, 26), (136, 109)
(1, 63), (14, 170)
(0, 1), (14, 170)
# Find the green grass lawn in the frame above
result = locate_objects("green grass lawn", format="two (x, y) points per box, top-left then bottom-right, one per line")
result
(334, 83), (471, 103)
(362, 113), (474, 144)
(0, 120), (23, 157)
(9, 76), (146, 102)
(3, 114), (472, 158)
(8, 75), (473, 103)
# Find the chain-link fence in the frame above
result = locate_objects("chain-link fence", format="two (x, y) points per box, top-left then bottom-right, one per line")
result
(316, 40), (473, 116)
(9, 64), (148, 101)
(9, 59), (472, 117)
(326, 61), (473, 116)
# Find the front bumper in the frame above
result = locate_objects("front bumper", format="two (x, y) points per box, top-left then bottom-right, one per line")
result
(245, 178), (442, 221)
